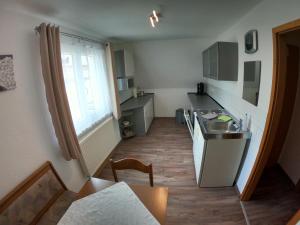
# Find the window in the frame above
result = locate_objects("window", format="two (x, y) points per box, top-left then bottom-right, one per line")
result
(61, 37), (112, 136)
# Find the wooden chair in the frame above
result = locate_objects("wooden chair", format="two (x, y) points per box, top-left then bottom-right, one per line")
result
(110, 158), (154, 187)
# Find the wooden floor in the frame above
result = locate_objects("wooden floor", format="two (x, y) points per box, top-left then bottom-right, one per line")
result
(241, 165), (300, 225)
(98, 118), (246, 225)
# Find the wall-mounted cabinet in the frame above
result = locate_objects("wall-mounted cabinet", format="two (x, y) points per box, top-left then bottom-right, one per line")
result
(114, 49), (135, 78)
(202, 42), (238, 81)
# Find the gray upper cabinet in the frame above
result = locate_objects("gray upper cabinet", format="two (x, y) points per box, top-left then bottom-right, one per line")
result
(209, 43), (218, 80)
(114, 49), (135, 78)
(203, 49), (210, 78)
(115, 50), (125, 78)
(202, 42), (238, 81)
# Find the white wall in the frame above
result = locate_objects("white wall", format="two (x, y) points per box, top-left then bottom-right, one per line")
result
(124, 38), (211, 117)
(143, 88), (194, 117)
(204, 0), (300, 192)
(0, 6), (120, 198)
(80, 117), (120, 175)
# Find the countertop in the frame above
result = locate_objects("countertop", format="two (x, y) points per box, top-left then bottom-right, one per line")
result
(187, 93), (222, 110)
(120, 93), (154, 111)
(187, 93), (251, 140)
(195, 109), (252, 140)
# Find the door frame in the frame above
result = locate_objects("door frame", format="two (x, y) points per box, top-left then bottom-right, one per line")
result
(240, 18), (300, 201)
(296, 180), (300, 192)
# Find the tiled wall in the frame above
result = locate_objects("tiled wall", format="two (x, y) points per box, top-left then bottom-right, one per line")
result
(119, 89), (133, 104)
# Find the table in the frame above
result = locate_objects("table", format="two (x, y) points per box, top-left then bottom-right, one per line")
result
(78, 178), (168, 225)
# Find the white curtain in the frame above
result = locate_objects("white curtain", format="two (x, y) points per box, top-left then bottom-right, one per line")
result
(60, 36), (112, 135)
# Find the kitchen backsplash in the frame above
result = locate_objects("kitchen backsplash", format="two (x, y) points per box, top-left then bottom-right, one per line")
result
(119, 89), (133, 104)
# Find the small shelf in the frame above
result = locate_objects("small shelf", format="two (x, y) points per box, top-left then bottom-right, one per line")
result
(121, 123), (134, 129)
(122, 111), (134, 117)
(122, 133), (136, 139)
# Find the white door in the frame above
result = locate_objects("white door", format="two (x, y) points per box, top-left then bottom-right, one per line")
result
(192, 117), (205, 184)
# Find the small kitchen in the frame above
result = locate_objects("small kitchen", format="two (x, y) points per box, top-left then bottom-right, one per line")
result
(113, 36), (261, 188)
(3, 1), (300, 225)
(114, 47), (154, 139)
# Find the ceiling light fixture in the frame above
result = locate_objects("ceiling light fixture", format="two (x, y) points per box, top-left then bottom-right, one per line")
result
(153, 10), (159, 22)
(149, 16), (155, 28)
(149, 9), (161, 28)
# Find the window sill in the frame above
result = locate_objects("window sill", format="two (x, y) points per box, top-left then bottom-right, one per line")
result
(78, 115), (114, 145)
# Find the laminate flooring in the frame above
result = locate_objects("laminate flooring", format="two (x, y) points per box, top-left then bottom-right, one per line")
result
(98, 118), (246, 225)
(241, 165), (300, 225)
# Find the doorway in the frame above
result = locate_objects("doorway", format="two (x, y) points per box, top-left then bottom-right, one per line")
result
(239, 19), (300, 224)
(241, 18), (300, 201)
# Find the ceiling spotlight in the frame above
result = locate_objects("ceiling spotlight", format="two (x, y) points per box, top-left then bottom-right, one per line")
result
(149, 10), (161, 28)
(153, 10), (159, 22)
(149, 16), (155, 28)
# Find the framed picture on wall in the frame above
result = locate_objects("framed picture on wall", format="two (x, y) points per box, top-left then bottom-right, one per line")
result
(0, 55), (16, 91)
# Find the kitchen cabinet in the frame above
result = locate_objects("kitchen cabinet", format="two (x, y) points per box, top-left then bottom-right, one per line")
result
(114, 49), (135, 78)
(193, 115), (247, 187)
(121, 94), (154, 136)
(202, 42), (238, 81)
(144, 97), (154, 133)
(203, 49), (210, 78)
(199, 138), (246, 187)
(209, 43), (218, 80)
(192, 118), (205, 184)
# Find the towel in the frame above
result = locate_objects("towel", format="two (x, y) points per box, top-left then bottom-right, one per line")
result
(201, 112), (218, 120)
(218, 115), (232, 122)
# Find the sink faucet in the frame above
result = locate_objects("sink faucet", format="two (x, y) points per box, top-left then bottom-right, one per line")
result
(239, 119), (243, 130)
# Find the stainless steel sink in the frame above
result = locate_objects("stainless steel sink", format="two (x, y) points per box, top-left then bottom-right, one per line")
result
(206, 120), (238, 133)
(198, 109), (224, 115)
(194, 109), (251, 139)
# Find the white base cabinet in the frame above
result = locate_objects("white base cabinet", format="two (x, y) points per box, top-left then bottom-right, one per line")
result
(193, 116), (246, 187)
(144, 97), (154, 133)
(131, 96), (154, 136)
(192, 119), (205, 184)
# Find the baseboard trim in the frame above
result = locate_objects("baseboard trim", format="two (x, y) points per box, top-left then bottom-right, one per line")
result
(236, 185), (250, 224)
(234, 184), (241, 196)
(240, 201), (251, 225)
(93, 141), (122, 178)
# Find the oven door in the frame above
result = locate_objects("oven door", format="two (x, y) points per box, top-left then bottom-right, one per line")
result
(184, 109), (194, 139)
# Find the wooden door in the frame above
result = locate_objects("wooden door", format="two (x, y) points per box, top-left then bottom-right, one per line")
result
(287, 209), (300, 225)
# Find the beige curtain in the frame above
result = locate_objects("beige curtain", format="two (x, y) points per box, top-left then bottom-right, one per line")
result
(106, 43), (121, 120)
(38, 23), (82, 161)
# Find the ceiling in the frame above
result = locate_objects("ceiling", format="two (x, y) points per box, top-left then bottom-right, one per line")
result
(9, 0), (263, 41)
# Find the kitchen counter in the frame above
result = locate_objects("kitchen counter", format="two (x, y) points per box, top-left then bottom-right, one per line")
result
(187, 93), (222, 110)
(120, 94), (154, 111)
(187, 95), (250, 188)
(186, 93), (251, 140)
(195, 109), (252, 140)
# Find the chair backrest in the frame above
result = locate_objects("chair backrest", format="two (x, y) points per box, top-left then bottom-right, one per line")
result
(110, 158), (154, 187)
(0, 161), (67, 225)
